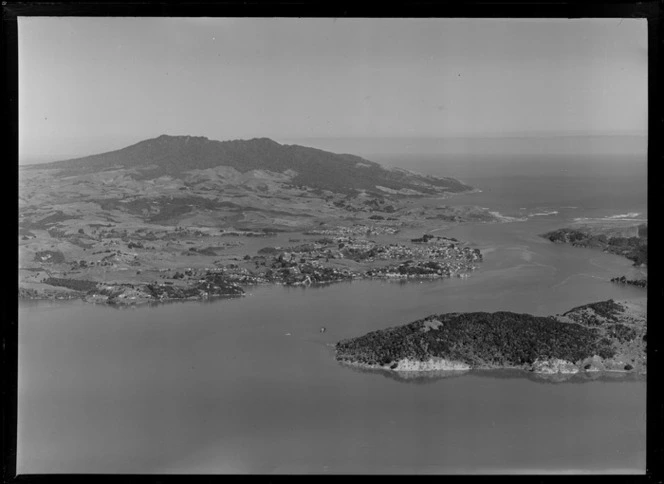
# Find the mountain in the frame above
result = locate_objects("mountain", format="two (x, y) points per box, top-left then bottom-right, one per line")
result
(29, 135), (472, 196)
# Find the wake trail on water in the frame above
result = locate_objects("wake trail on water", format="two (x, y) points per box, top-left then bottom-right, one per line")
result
(551, 273), (608, 289)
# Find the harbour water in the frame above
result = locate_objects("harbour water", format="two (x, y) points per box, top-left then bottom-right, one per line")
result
(17, 155), (647, 474)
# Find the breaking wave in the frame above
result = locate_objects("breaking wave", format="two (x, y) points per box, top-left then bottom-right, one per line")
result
(573, 211), (646, 223)
(489, 211), (528, 222)
(605, 212), (642, 219)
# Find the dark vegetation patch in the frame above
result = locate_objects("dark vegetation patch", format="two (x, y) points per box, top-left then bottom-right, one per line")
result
(287, 243), (317, 253)
(91, 196), (222, 222)
(563, 300), (624, 325)
(88, 223), (115, 228)
(144, 283), (200, 300)
(542, 228), (647, 266)
(144, 274), (244, 300)
(47, 227), (67, 238)
(20, 211), (80, 230)
(67, 237), (96, 249)
(411, 234), (436, 243)
(43, 277), (98, 292)
(92, 194), (302, 223)
(145, 196), (221, 222)
(186, 246), (219, 256)
(257, 246), (280, 255)
(19, 287), (41, 299)
(336, 311), (617, 368)
(606, 324), (637, 343)
(610, 276), (647, 288)
(95, 286), (128, 299)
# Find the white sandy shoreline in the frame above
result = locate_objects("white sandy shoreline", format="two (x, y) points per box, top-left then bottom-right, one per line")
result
(337, 358), (646, 376)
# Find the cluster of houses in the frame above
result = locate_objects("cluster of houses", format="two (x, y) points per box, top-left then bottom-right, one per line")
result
(365, 258), (479, 279)
(25, 229), (484, 304)
(304, 224), (400, 237)
(166, 234), (483, 287)
(281, 235), (482, 265)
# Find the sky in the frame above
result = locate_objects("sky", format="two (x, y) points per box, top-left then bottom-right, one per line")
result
(18, 17), (648, 163)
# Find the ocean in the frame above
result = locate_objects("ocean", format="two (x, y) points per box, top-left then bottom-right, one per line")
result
(372, 153), (647, 221)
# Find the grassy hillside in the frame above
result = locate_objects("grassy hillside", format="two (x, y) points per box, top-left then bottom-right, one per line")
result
(28, 135), (472, 196)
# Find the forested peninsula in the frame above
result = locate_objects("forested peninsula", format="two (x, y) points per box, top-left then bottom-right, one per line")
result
(335, 299), (646, 376)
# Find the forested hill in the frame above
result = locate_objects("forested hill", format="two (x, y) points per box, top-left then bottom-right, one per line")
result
(335, 299), (647, 375)
(27, 135), (472, 196)
(542, 225), (647, 266)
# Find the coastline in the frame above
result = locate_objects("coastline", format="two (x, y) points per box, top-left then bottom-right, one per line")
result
(337, 360), (646, 385)
(338, 356), (646, 376)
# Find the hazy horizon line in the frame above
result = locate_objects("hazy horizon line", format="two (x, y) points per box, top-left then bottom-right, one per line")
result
(19, 131), (648, 165)
(285, 132), (647, 141)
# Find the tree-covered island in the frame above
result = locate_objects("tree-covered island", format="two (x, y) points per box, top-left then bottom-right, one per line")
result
(335, 299), (646, 376)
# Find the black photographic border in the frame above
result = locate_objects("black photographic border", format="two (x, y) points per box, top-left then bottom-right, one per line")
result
(3, 1), (662, 481)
